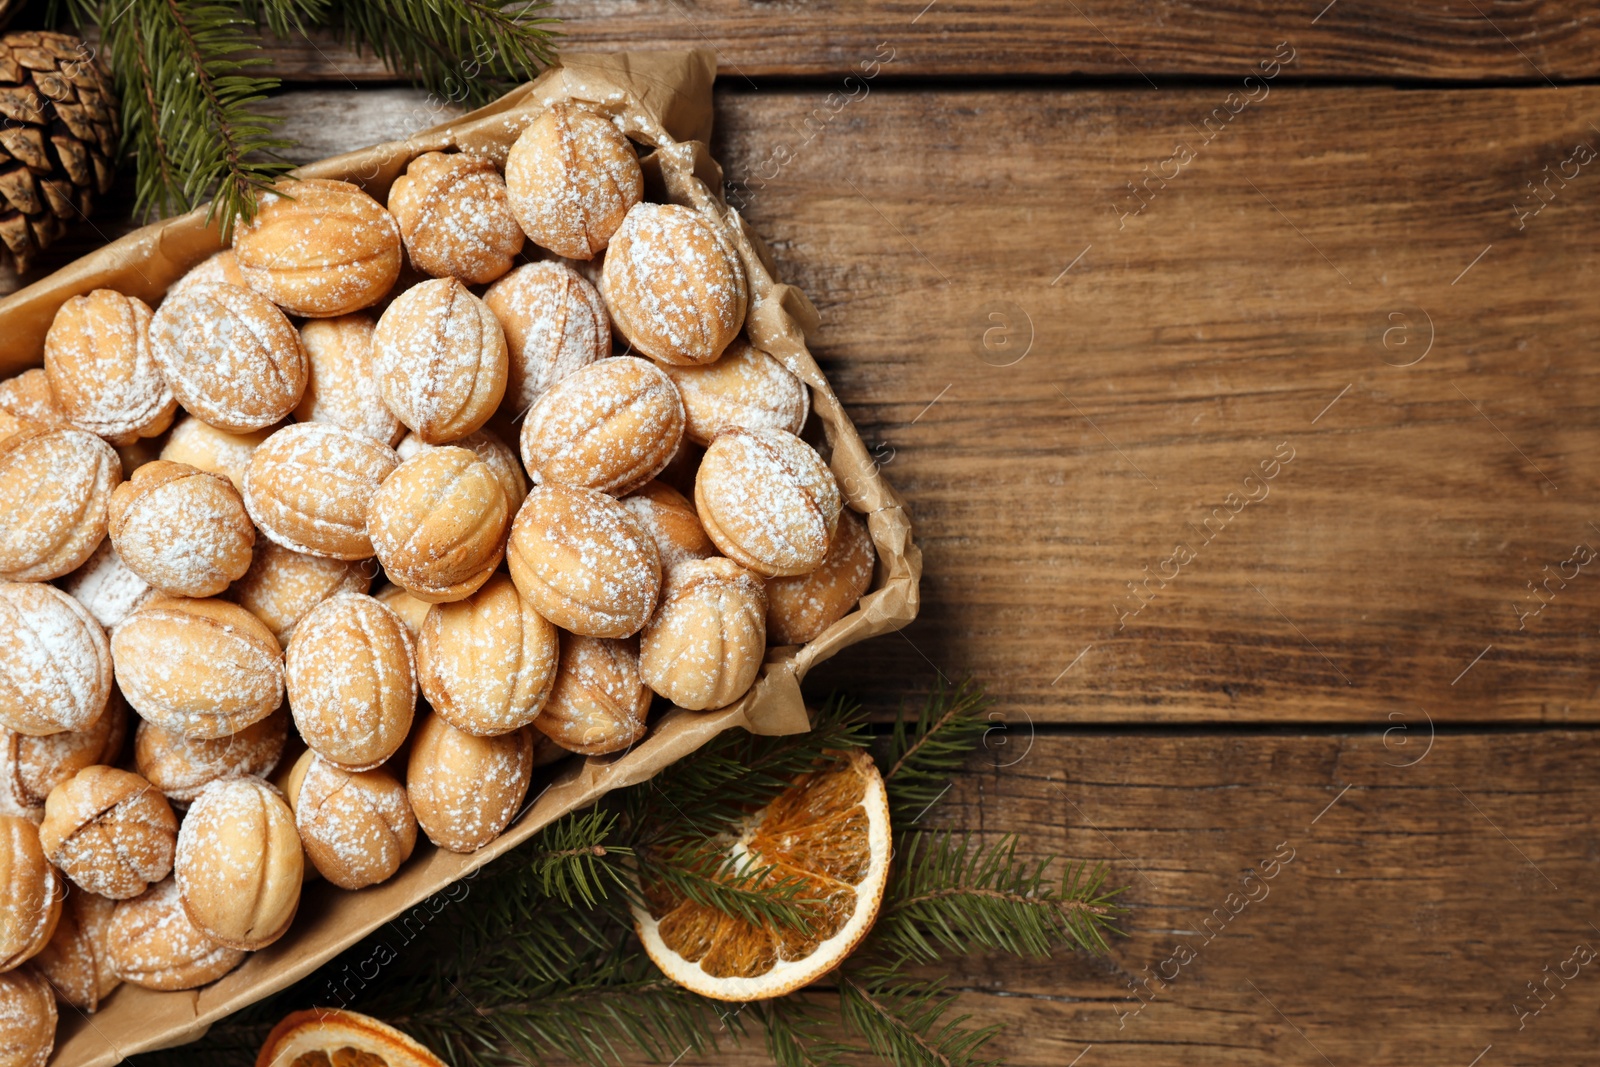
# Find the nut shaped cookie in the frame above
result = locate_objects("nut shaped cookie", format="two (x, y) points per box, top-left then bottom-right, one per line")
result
(694, 428), (842, 577)
(33, 890), (119, 1012)
(398, 427), (526, 514)
(285, 751), (416, 890)
(639, 557), (767, 711)
(285, 593), (416, 770)
(112, 596), (284, 740)
(175, 776), (302, 950)
(44, 289), (176, 445)
(602, 202), (748, 366)
(0, 967), (55, 1066)
(0, 815), (62, 972)
(373, 278), (507, 444)
(233, 178), (403, 317)
(663, 338), (809, 445)
(243, 422), (400, 560)
(295, 314), (403, 445)
(135, 708), (287, 806)
(618, 480), (716, 574)
(58, 540), (155, 631)
(160, 415), (275, 493)
(504, 103), (643, 260)
(232, 541), (373, 647)
(108, 460), (255, 598)
(0, 369), (66, 428)
(105, 877), (245, 990)
(388, 150), (524, 284)
(368, 446), (510, 603)
(168, 249), (246, 297)
(0, 426), (120, 581)
(484, 261), (609, 416)
(766, 505), (876, 645)
(534, 635), (650, 756)
(417, 574), (559, 737)
(38, 766), (177, 899)
(519, 356), (685, 496)
(0, 582), (111, 737)
(507, 484), (661, 638)
(0, 697), (125, 824)
(149, 282), (308, 432)
(406, 711), (532, 853)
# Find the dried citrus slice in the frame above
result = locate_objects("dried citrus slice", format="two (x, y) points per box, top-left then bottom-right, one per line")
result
(256, 1008), (446, 1067)
(633, 748), (891, 1001)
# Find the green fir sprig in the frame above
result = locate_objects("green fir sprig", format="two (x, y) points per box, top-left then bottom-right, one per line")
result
(131, 685), (1126, 1067)
(46, 0), (559, 237)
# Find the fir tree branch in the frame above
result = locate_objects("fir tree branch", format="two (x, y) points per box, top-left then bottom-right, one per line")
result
(519, 809), (631, 908)
(635, 842), (820, 934)
(756, 996), (853, 1067)
(868, 833), (1126, 966)
(838, 973), (1000, 1067)
(881, 680), (991, 827)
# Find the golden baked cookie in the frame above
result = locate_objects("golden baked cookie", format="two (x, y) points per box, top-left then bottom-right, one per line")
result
(534, 635), (650, 755)
(388, 150), (524, 284)
(417, 574), (559, 737)
(504, 103), (643, 260)
(284, 750), (417, 890)
(108, 460), (255, 598)
(58, 540), (155, 632)
(233, 178), (403, 317)
(694, 428), (841, 577)
(232, 541), (373, 647)
(0, 426), (120, 581)
(519, 356), (685, 496)
(105, 877), (245, 990)
(0, 696), (125, 824)
(0, 369), (67, 428)
(373, 583), (431, 642)
(285, 593), (416, 770)
(0, 815), (62, 972)
(397, 426), (526, 514)
(0, 582), (111, 737)
(639, 557), (767, 711)
(602, 202), (748, 366)
(38, 766), (178, 900)
(0, 967), (54, 1066)
(484, 261), (610, 417)
(33, 890), (119, 1012)
(368, 446), (510, 603)
(295, 314), (404, 445)
(168, 248), (246, 297)
(44, 289), (177, 445)
(619, 480), (716, 573)
(663, 338), (809, 445)
(149, 282), (309, 432)
(0, 408), (38, 450)
(766, 505), (876, 645)
(134, 707), (288, 806)
(406, 711), (532, 853)
(243, 421), (400, 560)
(112, 596), (284, 740)
(160, 415), (275, 493)
(175, 776), (302, 950)
(507, 483), (661, 638)
(373, 277), (508, 444)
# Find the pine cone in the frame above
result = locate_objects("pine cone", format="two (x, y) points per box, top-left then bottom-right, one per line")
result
(0, 31), (117, 274)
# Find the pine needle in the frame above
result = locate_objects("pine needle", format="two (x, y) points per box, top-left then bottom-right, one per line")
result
(881, 680), (992, 827)
(838, 972), (1001, 1067)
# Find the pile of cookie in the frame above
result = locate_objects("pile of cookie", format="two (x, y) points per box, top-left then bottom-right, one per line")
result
(0, 102), (877, 1063)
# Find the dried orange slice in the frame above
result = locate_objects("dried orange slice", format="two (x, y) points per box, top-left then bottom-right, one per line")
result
(256, 1008), (446, 1067)
(633, 748), (891, 1001)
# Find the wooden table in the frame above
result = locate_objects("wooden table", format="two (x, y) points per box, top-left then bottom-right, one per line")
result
(13, 5), (1600, 1063)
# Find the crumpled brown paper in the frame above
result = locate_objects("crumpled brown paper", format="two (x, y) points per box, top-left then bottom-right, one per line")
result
(14, 49), (921, 1066)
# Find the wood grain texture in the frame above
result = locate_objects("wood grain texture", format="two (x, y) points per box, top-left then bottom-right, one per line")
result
(661, 731), (1600, 1067)
(706, 84), (1600, 724)
(247, 4), (1600, 81)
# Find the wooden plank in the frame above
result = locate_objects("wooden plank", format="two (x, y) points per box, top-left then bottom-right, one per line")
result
(247, 5), (1600, 81)
(663, 731), (1600, 1067)
(707, 84), (1600, 724)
